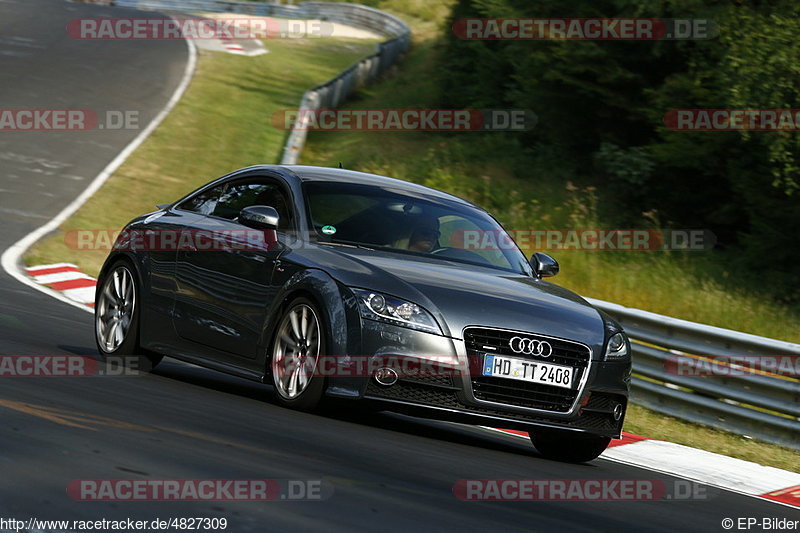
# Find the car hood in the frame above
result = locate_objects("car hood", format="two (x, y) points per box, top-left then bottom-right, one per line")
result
(298, 245), (606, 348)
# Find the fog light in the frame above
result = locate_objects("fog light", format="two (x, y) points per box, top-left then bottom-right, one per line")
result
(374, 367), (398, 386)
(613, 403), (623, 421)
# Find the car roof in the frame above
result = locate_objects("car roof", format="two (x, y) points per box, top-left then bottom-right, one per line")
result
(272, 165), (482, 210)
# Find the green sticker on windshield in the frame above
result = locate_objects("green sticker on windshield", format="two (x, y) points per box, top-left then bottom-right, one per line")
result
(321, 225), (337, 235)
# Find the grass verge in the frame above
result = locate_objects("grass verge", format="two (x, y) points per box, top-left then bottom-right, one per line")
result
(624, 404), (799, 473)
(25, 36), (378, 275)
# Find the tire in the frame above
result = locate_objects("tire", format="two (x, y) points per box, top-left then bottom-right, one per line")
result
(270, 297), (326, 411)
(95, 259), (162, 372)
(530, 429), (611, 463)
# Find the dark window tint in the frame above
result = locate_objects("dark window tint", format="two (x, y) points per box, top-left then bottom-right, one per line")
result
(178, 184), (224, 216)
(213, 182), (292, 231)
(303, 181), (530, 274)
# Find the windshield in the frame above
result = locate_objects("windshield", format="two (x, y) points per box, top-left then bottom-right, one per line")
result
(304, 181), (531, 274)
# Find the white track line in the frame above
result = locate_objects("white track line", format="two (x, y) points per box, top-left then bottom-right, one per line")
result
(483, 426), (800, 509)
(0, 36), (197, 314)
(61, 286), (96, 305)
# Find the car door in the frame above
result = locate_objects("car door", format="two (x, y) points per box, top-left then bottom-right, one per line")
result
(172, 175), (294, 361)
(137, 206), (206, 349)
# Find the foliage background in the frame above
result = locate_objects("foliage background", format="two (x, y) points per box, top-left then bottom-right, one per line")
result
(439, 0), (800, 301)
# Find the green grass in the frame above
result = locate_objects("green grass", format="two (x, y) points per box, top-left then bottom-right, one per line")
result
(624, 404), (799, 473)
(25, 37), (378, 275)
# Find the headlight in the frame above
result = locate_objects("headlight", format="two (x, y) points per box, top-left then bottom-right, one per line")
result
(351, 288), (441, 334)
(604, 331), (629, 359)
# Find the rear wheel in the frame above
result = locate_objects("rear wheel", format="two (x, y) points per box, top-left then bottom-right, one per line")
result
(95, 260), (162, 372)
(270, 297), (326, 411)
(530, 429), (611, 463)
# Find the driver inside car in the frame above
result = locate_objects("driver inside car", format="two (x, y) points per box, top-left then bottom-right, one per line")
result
(407, 216), (441, 253)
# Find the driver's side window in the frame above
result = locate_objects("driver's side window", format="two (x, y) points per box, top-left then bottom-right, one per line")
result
(179, 179), (293, 231)
(213, 180), (293, 232)
(178, 184), (225, 216)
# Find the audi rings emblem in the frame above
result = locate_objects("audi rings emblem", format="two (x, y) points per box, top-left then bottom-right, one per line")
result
(509, 337), (553, 357)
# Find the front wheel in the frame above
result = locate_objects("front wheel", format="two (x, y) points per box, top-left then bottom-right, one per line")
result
(530, 429), (611, 463)
(95, 260), (162, 372)
(270, 297), (326, 411)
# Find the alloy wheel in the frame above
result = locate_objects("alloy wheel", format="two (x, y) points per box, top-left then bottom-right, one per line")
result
(96, 265), (136, 353)
(272, 303), (321, 399)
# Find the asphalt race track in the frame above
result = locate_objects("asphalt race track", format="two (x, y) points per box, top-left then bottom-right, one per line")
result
(0, 1), (798, 532)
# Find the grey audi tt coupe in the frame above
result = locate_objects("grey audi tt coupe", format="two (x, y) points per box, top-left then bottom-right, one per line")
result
(95, 165), (631, 462)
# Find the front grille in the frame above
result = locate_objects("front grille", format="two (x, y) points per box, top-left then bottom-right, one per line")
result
(400, 374), (455, 388)
(365, 379), (461, 408)
(364, 379), (619, 432)
(465, 327), (591, 413)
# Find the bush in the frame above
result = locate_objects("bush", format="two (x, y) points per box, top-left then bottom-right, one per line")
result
(438, 0), (800, 301)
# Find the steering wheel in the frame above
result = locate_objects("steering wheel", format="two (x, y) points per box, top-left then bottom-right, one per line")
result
(430, 247), (491, 265)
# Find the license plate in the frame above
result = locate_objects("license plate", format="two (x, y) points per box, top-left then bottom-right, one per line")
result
(482, 354), (574, 389)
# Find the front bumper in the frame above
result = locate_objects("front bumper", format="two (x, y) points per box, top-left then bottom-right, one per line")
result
(326, 320), (631, 438)
(363, 369), (629, 438)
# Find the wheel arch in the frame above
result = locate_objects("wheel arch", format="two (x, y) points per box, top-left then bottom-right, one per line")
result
(95, 251), (143, 302)
(257, 268), (361, 377)
(97, 251), (142, 287)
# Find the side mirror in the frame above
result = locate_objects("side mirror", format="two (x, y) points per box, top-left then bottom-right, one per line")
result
(239, 205), (279, 230)
(530, 252), (559, 278)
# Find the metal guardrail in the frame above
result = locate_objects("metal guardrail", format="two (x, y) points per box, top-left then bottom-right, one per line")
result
(114, 0), (410, 39)
(587, 297), (800, 450)
(115, 0), (302, 17)
(277, 6), (410, 164)
(100, 0), (798, 449)
(279, 34), (409, 164)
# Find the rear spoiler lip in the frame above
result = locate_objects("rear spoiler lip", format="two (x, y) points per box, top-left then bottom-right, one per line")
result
(156, 203), (170, 210)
